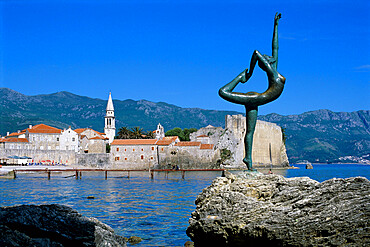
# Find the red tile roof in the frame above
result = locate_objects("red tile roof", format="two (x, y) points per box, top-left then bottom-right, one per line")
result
(6, 132), (24, 138)
(74, 128), (105, 137)
(111, 139), (158, 146)
(0, 138), (29, 143)
(74, 128), (87, 134)
(90, 136), (109, 140)
(200, 144), (214, 150)
(27, 124), (62, 134)
(197, 135), (209, 138)
(156, 136), (179, 146)
(156, 139), (174, 146)
(175, 141), (201, 147)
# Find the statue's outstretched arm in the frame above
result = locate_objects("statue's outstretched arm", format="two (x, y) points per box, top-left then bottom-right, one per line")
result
(245, 50), (259, 81)
(272, 13), (281, 69)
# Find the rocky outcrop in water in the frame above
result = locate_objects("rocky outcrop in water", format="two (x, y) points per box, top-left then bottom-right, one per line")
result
(0, 204), (126, 247)
(187, 172), (370, 246)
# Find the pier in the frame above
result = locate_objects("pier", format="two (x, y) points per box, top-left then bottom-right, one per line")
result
(9, 168), (226, 180)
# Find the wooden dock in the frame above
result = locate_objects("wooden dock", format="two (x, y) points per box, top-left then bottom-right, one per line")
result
(11, 168), (225, 180)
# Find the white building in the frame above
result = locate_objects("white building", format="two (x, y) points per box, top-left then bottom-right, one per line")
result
(25, 124), (62, 150)
(60, 127), (79, 152)
(155, 123), (165, 140)
(104, 92), (116, 144)
(74, 128), (108, 153)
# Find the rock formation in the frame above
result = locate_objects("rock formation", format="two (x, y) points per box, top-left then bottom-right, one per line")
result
(187, 172), (370, 246)
(0, 204), (127, 247)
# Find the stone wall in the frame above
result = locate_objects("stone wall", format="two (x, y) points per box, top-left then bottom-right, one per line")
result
(111, 144), (158, 169)
(252, 120), (289, 167)
(192, 115), (289, 167)
(0, 149), (112, 167)
(76, 153), (111, 168)
(0, 149), (76, 165)
(157, 145), (220, 169)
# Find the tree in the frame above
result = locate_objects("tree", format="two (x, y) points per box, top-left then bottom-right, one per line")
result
(165, 127), (185, 140)
(145, 130), (155, 139)
(183, 128), (198, 141)
(165, 127), (198, 141)
(131, 126), (144, 139)
(117, 127), (132, 139)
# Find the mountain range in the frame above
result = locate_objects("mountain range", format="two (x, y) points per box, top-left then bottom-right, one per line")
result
(1, 88), (369, 163)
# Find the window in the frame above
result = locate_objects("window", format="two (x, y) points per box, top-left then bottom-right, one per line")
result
(124, 149), (127, 152)
(133, 149), (135, 151)
(72, 138), (75, 142)
(141, 155), (144, 160)
(115, 157), (120, 161)
(161, 148), (164, 151)
(57, 137), (59, 141)
(125, 157), (127, 160)
(150, 157), (154, 160)
(152, 147), (154, 151)
(117, 148), (119, 151)
(141, 148), (144, 151)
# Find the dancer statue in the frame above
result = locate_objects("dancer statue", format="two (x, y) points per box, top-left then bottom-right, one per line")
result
(219, 13), (285, 171)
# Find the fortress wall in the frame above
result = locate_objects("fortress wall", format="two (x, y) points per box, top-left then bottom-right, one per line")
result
(157, 145), (220, 169)
(0, 149), (76, 165)
(252, 120), (288, 166)
(76, 153), (111, 168)
(193, 115), (289, 167)
(0, 149), (114, 167)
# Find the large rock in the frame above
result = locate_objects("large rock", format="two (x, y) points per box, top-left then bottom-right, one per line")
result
(187, 172), (370, 246)
(0, 204), (126, 247)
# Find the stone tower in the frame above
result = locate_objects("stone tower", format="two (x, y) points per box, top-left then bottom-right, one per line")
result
(104, 92), (116, 144)
(155, 123), (165, 140)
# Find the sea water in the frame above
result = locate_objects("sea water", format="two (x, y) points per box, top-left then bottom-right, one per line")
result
(0, 164), (369, 246)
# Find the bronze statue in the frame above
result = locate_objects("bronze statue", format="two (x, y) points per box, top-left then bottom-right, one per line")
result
(219, 13), (285, 170)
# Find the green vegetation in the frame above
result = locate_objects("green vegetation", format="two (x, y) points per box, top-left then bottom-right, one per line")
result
(220, 148), (232, 162)
(281, 127), (286, 145)
(165, 127), (197, 141)
(116, 126), (154, 139)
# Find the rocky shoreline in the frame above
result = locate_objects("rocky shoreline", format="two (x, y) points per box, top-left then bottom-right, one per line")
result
(187, 171), (370, 246)
(0, 204), (127, 247)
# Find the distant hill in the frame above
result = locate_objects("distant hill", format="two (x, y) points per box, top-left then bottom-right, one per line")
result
(1, 88), (369, 163)
(259, 110), (370, 163)
(0, 87), (239, 135)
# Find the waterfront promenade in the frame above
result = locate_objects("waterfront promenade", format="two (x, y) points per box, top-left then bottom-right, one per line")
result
(0, 165), (225, 179)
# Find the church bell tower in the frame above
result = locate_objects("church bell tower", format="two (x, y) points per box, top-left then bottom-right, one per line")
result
(104, 92), (116, 143)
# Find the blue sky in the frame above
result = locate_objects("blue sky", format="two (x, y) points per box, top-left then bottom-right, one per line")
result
(1, 0), (369, 115)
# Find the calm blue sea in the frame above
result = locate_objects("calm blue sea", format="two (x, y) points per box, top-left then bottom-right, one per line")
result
(0, 164), (369, 246)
